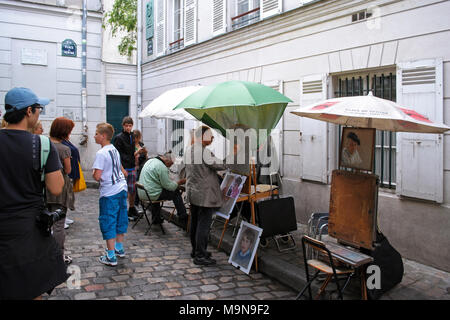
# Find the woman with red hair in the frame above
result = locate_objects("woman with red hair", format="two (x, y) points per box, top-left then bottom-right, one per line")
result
(46, 117), (75, 265)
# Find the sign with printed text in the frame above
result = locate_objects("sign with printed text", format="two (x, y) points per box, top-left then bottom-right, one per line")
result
(21, 48), (48, 65)
(62, 39), (77, 57)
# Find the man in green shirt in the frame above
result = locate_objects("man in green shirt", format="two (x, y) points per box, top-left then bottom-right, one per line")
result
(137, 152), (187, 228)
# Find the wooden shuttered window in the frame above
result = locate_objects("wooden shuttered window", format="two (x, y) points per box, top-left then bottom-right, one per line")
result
(184, 0), (197, 46)
(396, 59), (444, 202)
(213, 0), (227, 36)
(299, 74), (329, 183)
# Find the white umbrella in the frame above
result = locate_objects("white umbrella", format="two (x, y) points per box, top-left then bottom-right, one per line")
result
(138, 86), (203, 121)
(290, 92), (449, 134)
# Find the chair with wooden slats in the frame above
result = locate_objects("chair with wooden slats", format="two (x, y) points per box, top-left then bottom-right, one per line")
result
(296, 235), (355, 300)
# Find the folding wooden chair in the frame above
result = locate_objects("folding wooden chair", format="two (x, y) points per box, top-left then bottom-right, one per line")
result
(296, 235), (355, 300)
(134, 183), (166, 235)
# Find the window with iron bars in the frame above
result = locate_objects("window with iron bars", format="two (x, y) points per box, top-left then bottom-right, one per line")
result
(171, 119), (185, 157)
(334, 71), (397, 189)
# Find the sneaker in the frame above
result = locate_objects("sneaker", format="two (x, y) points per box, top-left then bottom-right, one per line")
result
(193, 256), (216, 266)
(99, 254), (117, 266)
(128, 207), (139, 221)
(65, 218), (74, 225)
(64, 223), (70, 229)
(115, 248), (125, 258)
(64, 255), (73, 265)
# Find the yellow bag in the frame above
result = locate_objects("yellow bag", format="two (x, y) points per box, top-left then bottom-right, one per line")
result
(73, 161), (86, 192)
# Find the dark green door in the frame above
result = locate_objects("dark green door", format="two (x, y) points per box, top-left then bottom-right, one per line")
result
(106, 95), (130, 142)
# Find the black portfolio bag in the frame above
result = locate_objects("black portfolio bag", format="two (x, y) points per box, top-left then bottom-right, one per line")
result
(256, 196), (297, 239)
(362, 231), (404, 300)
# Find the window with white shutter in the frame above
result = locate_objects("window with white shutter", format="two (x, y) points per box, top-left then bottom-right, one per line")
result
(396, 59), (444, 203)
(299, 74), (329, 183)
(213, 0), (227, 36)
(169, 0), (184, 53)
(155, 0), (166, 56)
(232, 0), (259, 30)
(260, 0), (281, 19)
(184, 0), (197, 46)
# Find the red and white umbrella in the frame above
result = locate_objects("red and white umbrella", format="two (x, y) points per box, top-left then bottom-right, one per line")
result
(290, 92), (449, 134)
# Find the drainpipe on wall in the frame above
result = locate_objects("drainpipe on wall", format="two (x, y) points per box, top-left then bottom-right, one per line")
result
(79, 0), (89, 146)
(137, 0), (142, 131)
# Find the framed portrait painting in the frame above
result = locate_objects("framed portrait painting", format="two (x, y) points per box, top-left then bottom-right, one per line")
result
(215, 172), (246, 220)
(228, 221), (262, 274)
(339, 128), (375, 171)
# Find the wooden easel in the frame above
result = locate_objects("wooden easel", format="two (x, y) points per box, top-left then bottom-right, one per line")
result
(217, 161), (279, 272)
(325, 169), (379, 300)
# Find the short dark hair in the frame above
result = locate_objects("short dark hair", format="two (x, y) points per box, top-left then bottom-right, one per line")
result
(122, 116), (133, 126)
(3, 103), (39, 124)
(50, 117), (75, 140)
(347, 132), (360, 145)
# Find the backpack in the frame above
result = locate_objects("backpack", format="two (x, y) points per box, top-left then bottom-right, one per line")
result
(32, 134), (50, 183)
(361, 231), (404, 300)
(40, 135), (50, 181)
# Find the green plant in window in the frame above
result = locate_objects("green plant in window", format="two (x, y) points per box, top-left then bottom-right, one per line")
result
(103, 0), (137, 57)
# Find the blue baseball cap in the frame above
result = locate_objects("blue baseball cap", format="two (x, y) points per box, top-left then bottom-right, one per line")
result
(4, 87), (50, 113)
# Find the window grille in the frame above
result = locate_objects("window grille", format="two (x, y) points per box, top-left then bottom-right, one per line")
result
(334, 72), (397, 189)
(171, 119), (185, 157)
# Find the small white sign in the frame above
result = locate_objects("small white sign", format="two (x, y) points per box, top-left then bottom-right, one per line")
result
(21, 48), (48, 66)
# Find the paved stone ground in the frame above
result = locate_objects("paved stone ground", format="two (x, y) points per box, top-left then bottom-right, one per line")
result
(44, 189), (297, 300)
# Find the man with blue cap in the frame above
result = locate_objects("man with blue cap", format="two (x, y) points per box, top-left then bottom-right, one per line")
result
(0, 87), (68, 300)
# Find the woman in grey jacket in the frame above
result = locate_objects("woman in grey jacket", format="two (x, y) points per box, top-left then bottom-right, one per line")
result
(185, 126), (228, 266)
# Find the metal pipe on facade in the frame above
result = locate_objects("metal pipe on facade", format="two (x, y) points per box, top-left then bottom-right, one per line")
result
(80, 0), (88, 145)
(137, 0), (142, 131)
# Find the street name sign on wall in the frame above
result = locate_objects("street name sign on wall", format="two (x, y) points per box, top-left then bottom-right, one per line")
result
(62, 39), (77, 57)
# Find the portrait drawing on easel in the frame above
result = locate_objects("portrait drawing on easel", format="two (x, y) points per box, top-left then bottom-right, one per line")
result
(214, 172), (246, 220)
(339, 127), (375, 171)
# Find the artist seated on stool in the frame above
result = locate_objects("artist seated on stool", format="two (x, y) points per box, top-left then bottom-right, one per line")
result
(137, 151), (187, 228)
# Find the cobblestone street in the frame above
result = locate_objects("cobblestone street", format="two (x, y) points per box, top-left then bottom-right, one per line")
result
(46, 189), (296, 300)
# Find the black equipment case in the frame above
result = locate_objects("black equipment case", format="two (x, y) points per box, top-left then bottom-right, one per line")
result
(256, 195), (297, 252)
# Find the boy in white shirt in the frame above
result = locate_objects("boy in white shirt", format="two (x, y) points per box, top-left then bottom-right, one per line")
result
(92, 123), (128, 266)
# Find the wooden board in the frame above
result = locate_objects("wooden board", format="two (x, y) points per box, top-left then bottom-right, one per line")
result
(328, 170), (378, 250)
